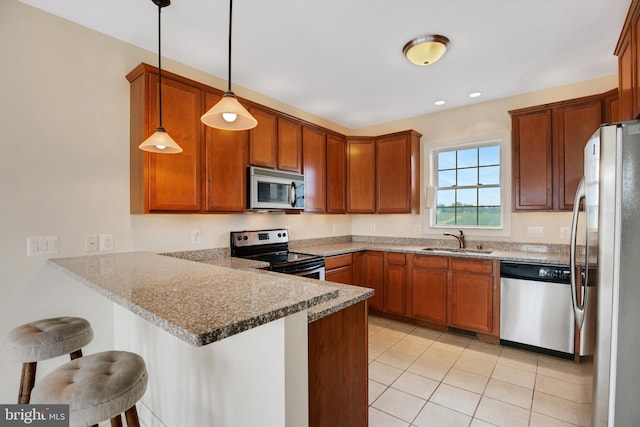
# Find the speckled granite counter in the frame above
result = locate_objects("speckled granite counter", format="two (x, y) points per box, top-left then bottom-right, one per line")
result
(49, 252), (339, 346)
(298, 242), (571, 265)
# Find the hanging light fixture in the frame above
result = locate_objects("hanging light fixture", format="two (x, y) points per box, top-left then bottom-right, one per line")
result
(139, 0), (183, 154)
(402, 34), (450, 66)
(201, 0), (257, 130)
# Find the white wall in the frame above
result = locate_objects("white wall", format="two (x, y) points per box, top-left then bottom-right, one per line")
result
(0, 0), (618, 404)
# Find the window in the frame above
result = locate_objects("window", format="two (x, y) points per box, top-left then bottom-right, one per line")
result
(434, 143), (501, 227)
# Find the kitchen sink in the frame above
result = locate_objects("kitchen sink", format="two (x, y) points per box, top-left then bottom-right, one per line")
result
(421, 247), (493, 254)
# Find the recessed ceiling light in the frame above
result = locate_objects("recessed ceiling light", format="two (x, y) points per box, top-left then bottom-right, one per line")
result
(434, 100), (446, 106)
(469, 92), (482, 98)
(403, 34), (450, 66)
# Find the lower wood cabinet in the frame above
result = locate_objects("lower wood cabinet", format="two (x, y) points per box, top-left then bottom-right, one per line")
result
(353, 251), (384, 311)
(448, 258), (497, 334)
(308, 301), (368, 427)
(325, 253), (353, 284)
(410, 255), (449, 324)
(383, 253), (407, 315)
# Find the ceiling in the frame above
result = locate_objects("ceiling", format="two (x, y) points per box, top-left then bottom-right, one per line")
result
(19, 0), (630, 129)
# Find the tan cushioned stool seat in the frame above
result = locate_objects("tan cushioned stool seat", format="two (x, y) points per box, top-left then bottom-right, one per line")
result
(6, 317), (93, 362)
(30, 351), (148, 427)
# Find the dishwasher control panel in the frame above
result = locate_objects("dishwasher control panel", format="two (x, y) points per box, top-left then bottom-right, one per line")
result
(500, 262), (571, 283)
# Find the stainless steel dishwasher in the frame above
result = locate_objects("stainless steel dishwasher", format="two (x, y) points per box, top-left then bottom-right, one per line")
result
(500, 262), (575, 356)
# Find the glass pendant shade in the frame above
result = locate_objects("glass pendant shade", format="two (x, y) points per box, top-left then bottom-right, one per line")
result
(201, 91), (258, 130)
(139, 127), (183, 153)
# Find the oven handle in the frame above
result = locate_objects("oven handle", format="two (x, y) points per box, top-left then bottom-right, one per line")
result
(275, 262), (324, 275)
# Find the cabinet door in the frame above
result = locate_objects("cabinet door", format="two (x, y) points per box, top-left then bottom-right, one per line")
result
(203, 93), (248, 212)
(512, 110), (553, 210)
(619, 30), (634, 121)
(354, 251), (384, 311)
(347, 139), (376, 213)
(604, 90), (620, 124)
(410, 255), (449, 324)
(278, 118), (303, 172)
(449, 272), (493, 333)
(376, 134), (411, 213)
(383, 253), (407, 315)
(302, 126), (326, 213)
(554, 100), (602, 210)
(326, 134), (347, 213)
(248, 107), (278, 168)
(325, 253), (353, 285)
(146, 73), (203, 212)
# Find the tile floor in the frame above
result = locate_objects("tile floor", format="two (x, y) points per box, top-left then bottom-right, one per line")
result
(368, 315), (593, 427)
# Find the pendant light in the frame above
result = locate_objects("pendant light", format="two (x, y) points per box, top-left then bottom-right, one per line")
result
(139, 0), (183, 154)
(201, 0), (258, 131)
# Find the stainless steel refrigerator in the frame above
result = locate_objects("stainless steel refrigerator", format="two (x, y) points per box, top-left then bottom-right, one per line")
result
(570, 120), (640, 426)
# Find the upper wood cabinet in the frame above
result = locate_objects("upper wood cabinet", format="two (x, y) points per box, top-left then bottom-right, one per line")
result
(510, 90), (615, 211)
(278, 118), (303, 172)
(326, 134), (347, 213)
(203, 92), (248, 212)
(127, 65), (203, 213)
(248, 107), (278, 169)
(616, 0), (639, 121)
(346, 130), (422, 214)
(302, 126), (327, 213)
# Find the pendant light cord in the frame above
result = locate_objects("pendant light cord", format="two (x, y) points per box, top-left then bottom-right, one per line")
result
(227, 0), (233, 92)
(157, 2), (164, 129)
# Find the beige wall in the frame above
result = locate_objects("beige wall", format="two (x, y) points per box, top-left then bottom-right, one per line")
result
(0, 0), (616, 403)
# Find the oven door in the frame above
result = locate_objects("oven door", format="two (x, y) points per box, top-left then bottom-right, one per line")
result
(273, 262), (325, 281)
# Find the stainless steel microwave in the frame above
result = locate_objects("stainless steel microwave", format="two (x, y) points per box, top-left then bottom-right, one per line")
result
(248, 166), (305, 210)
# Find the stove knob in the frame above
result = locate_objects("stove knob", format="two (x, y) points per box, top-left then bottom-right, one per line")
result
(243, 236), (248, 240)
(282, 232), (287, 238)
(236, 236), (242, 241)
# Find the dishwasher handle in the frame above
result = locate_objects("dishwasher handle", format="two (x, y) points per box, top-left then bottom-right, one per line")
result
(570, 177), (586, 330)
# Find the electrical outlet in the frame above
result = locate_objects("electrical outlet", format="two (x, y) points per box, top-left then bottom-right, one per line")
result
(560, 226), (570, 239)
(190, 227), (201, 243)
(414, 224), (422, 234)
(527, 226), (544, 238)
(369, 223), (376, 233)
(86, 235), (98, 252)
(26, 236), (59, 256)
(99, 234), (113, 252)
(332, 224), (337, 233)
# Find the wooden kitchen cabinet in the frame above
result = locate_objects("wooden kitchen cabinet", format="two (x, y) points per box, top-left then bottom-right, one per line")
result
(326, 134), (347, 213)
(376, 131), (421, 214)
(127, 64), (203, 213)
(278, 117), (303, 172)
(248, 107), (278, 169)
(325, 253), (353, 284)
(510, 89), (615, 211)
(448, 258), (497, 334)
(346, 138), (376, 213)
(409, 254), (449, 324)
(302, 126), (327, 213)
(383, 252), (407, 315)
(353, 251), (384, 311)
(616, 0), (639, 121)
(203, 92), (248, 212)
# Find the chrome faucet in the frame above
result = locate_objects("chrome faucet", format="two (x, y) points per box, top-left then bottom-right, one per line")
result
(443, 230), (465, 249)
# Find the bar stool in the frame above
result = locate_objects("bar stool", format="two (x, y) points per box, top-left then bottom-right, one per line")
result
(5, 316), (93, 404)
(30, 351), (148, 427)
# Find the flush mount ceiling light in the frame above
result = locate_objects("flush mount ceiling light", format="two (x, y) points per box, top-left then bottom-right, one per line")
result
(469, 91), (482, 98)
(201, 0), (257, 131)
(139, 0), (183, 154)
(403, 34), (450, 66)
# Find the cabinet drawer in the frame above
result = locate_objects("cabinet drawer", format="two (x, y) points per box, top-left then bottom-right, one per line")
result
(451, 258), (493, 274)
(325, 253), (353, 270)
(413, 254), (449, 269)
(385, 252), (406, 265)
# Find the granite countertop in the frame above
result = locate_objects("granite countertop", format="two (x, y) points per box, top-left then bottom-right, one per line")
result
(49, 252), (340, 347)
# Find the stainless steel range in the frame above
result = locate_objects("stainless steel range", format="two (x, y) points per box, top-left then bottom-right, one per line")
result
(230, 229), (325, 280)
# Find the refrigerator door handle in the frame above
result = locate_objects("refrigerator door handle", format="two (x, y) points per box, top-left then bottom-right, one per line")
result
(570, 177), (586, 330)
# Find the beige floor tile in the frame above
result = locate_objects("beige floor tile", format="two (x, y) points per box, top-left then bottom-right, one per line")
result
(369, 315), (393, 327)
(370, 323), (385, 335)
(537, 356), (593, 385)
(419, 346), (461, 366)
(370, 342), (390, 359)
(369, 361), (404, 386)
(466, 340), (503, 359)
(475, 396), (531, 427)
(431, 339), (467, 355)
(430, 383), (481, 416)
(371, 387), (426, 423)
(438, 332), (473, 347)
(470, 419), (498, 427)
(443, 368), (490, 394)
(532, 391), (591, 426)
(454, 354), (497, 377)
(497, 348), (538, 373)
(391, 371), (439, 400)
(385, 319), (418, 334)
(407, 358), (451, 382)
(408, 326), (443, 341)
(391, 338), (430, 357)
(370, 331), (403, 348)
(368, 407), (410, 427)
(535, 374), (592, 403)
(491, 363), (536, 389)
(483, 378), (533, 409)
(413, 402), (472, 427)
(530, 412), (582, 427)
(369, 379), (388, 404)
(377, 348), (420, 370)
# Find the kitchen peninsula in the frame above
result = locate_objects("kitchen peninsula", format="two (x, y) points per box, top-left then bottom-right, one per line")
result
(50, 252), (372, 427)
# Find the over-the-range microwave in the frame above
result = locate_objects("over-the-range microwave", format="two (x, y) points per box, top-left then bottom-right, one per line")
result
(248, 166), (305, 210)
